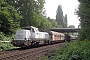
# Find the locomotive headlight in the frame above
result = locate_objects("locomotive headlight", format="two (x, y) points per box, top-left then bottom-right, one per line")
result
(24, 41), (27, 45)
(24, 38), (27, 45)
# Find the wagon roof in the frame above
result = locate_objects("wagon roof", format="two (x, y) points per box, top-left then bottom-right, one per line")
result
(50, 28), (80, 33)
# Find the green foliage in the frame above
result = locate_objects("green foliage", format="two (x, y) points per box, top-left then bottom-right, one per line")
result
(50, 19), (58, 28)
(56, 5), (63, 27)
(0, 42), (15, 51)
(4, 0), (57, 31)
(56, 5), (68, 28)
(47, 17), (62, 28)
(0, 0), (22, 34)
(46, 40), (90, 60)
(4, 0), (45, 27)
(0, 32), (16, 51)
(0, 32), (15, 41)
(77, 0), (90, 40)
(63, 14), (68, 27)
(0, 32), (4, 40)
(39, 17), (51, 31)
(69, 25), (75, 28)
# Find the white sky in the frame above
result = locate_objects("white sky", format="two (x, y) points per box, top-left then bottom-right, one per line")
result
(44, 0), (80, 28)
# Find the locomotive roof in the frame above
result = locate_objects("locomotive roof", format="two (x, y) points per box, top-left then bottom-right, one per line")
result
(22, 26), (38, 30)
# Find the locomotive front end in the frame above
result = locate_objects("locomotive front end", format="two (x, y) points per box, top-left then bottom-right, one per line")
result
(11, 30), (31, 47)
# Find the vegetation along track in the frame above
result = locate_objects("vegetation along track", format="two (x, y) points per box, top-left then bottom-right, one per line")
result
(0, 42), (66, 60)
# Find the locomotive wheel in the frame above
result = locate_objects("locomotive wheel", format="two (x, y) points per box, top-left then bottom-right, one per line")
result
(34, 42), (39, 46)
(44, 40), (50, 45)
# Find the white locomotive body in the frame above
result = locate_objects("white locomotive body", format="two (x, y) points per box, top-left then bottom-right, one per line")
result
(11, 26), (50, 47)
(16, 30), (31, 40)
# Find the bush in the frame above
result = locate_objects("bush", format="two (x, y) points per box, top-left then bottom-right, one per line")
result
(47, 40), (90, 60)
(0, 42), (15, 51)
(0, 32), (16, 51)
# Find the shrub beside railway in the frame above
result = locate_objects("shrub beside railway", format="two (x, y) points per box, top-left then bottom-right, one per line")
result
(0, 42), (15, 51)
(0, 32), (16, 51)
(46, 40), (90, 60)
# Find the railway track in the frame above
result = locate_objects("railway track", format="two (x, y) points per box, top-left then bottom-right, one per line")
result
(0, 42), (65, 60)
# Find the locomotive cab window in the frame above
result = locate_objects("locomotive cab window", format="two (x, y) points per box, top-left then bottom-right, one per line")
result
(32, 28), (35, 32)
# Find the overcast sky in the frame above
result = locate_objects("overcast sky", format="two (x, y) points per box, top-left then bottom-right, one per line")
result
(44, 0), (80, 28)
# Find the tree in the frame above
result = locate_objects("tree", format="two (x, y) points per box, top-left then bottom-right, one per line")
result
(69, 25), (75, 28)
(4, 0), (46, 27)
(50, 19), (58, 28)
(77, 0), (90, 40)
(39, 17), (51, 31)
(56, 5), (64, 27)
(0, 0), (22, 34)
(63, 14), (68, 27)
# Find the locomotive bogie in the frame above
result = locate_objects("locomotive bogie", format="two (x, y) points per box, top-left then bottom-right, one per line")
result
(11, 26), (50, 47)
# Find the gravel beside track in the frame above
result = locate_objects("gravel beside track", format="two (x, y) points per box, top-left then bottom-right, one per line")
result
(0, 43), (65, 60)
